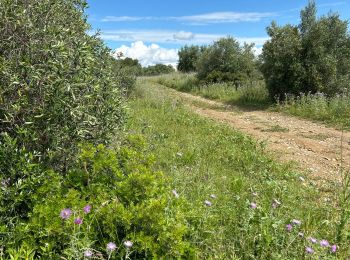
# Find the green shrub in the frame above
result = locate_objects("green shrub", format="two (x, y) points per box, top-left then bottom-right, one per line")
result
(196, 37), (260, 83)
(1, 136), (192, 258)
(142, 64), (175, 76)
(0, 0), (127, 170)
(261, 1), (350, 99)
(177, 45), (203, 72)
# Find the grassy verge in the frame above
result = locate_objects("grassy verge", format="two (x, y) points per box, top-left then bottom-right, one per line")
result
(127, 78), (346, 258)
(151, 73), (271, 110)
(274, 93), (350, 130)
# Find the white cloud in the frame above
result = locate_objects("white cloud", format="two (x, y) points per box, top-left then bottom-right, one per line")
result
(101, 11), (275, 24)
(101, 29), (268, 46)
(101, 16), (146, 22)
(174, 12), (275, 24)
(113, 41), (178, 67)
(173, 31), (195, 40)
(253, 46), (263, 56)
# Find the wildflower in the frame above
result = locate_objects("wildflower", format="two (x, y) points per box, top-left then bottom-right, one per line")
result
(298, 232), (304, 237)
(124, 240), (133, 248)
(172, 190), (179, 198)
(204, 200), (212, 206)
(272, 199), (281, 209)
(1, 178), (10, 187)
(210, 194), (217, 199)
(306, 247), (314, 254)
(331, 244), (337, 253)
(74, 217), (83, 225)
(83, 205), (92, 214)
(308, 237), (317, 243)
(84, 250), (93, 257)
(250, 202), (257, 209)
(60, 208), (72, 220)
(106, 242), (117, 251)
(292, 219), (301, 225)
(176, 152), (183, 157)
(286, 224), (292, 232)
(252, 192), (258, 196)
(320, 240), (330, 247)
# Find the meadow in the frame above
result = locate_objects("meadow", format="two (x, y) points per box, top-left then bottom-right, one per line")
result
(127, 77), (347, 258)
(2, 1), (350, 258)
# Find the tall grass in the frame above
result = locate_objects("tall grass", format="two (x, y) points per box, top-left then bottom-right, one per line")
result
(152, 73), (271, 109)
(128, 78), (348, 258)
(276, 93), (350, 129)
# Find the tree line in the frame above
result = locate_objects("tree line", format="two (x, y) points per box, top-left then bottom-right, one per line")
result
(177, 0), (350, 100)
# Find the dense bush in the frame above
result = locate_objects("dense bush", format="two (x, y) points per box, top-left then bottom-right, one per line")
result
(142, 64), (175, 76)
(0, 0), (126, 170)
(196, 37), (260, 83)
(177, 45), (203, 72)
(1, 135), (192, 258)
(261, 0), (350, 99)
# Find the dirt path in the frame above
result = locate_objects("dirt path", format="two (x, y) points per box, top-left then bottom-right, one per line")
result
(167, 88), (350, 183)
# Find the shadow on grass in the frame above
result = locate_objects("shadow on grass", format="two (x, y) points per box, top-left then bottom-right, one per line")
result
(224, 98), (273, 112)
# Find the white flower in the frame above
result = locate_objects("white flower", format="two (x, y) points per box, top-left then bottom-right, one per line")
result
(204, 200), (212, 206)
(172, 189), (179, 198)
(124, 240), (133, 248)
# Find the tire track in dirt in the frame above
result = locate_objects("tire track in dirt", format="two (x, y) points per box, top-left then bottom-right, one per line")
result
(168, 88), (350, 183)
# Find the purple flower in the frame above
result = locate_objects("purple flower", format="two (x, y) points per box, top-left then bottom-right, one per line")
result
(106, 242), (117, 251)
(308, 237), (317, 243)
(204, 200), (212, 207)
(124, 240), (133, 248)
(286, 224), (292, 232)
(250, 202), (257, 209)
(60, 208), (72, 220)
(172, 190), (179, 198)
(306, 247), (314, 254)
(74, 217), (83, 225)
(84, 250), (93, 257)
(292, 219), (301, 225)
(83, 205), (92, 214)
(331, 244), (337, 253)
(320, 239), (330, 247)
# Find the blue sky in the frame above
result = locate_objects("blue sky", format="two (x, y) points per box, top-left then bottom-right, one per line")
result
(86, 0), (350, 66)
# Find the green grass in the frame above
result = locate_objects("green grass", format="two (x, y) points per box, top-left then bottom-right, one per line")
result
(275, 93), (350, 130)
(127, 78), (347, 258)
(151, 73), (271, 110)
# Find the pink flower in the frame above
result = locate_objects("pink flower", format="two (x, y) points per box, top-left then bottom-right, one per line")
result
(308, 237), (317, 243)
(331, 244), (337, 253)
(250, 202), (257, 209)
(320, 240), (329, 247)
(286, 224), (292, 232)
(84, 250), (93, 257)
(106, 242), (117, 251)
(60, 208), (72, 219)
(306, 247), (314, 254)
(83, 205), (92, 214)
(74, 217), (83, 225)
